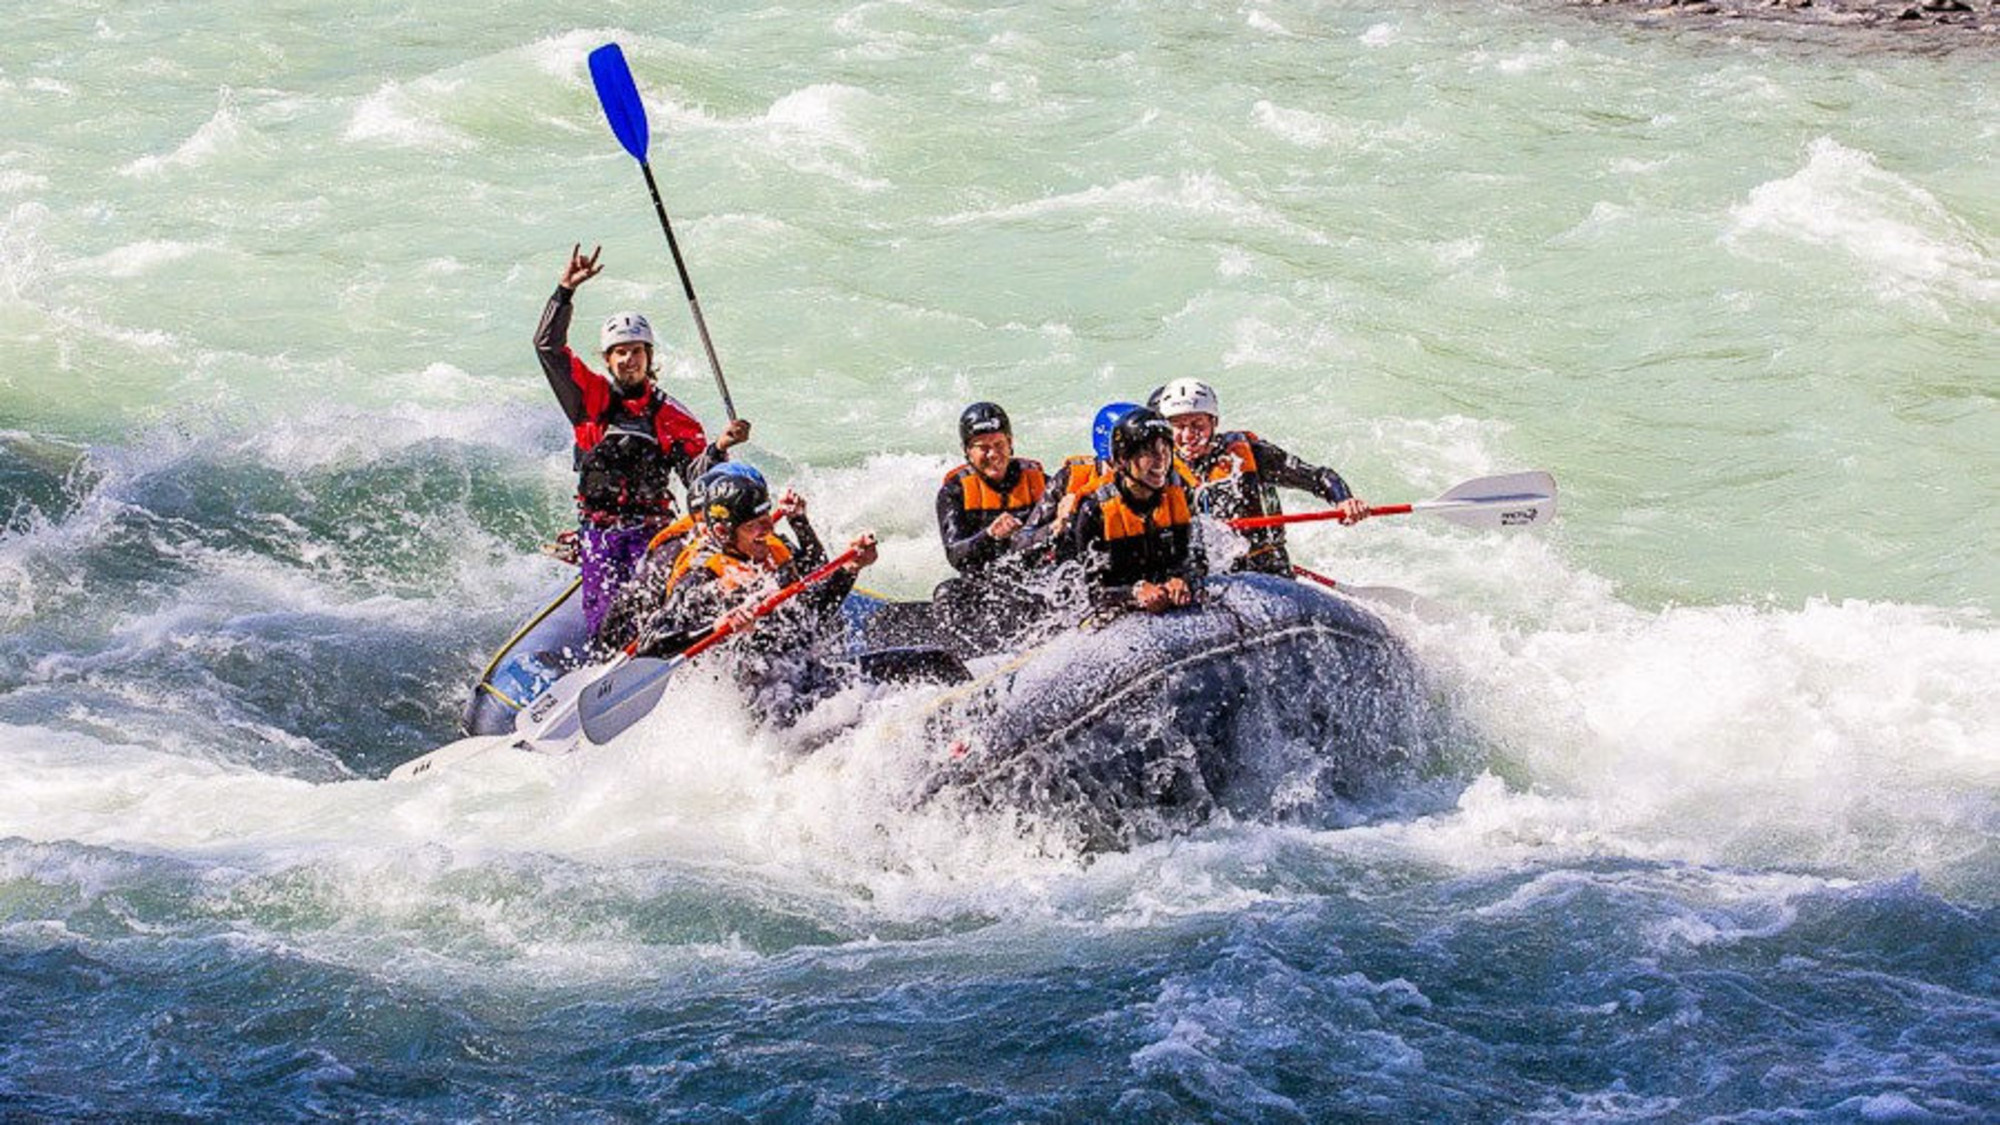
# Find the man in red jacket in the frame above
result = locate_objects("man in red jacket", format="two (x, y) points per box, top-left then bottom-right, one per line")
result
(534, 244), (752, 634)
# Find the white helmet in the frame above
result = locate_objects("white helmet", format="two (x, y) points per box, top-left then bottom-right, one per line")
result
(600, 311), (656, 352)
(1155, 377), (1219, 419)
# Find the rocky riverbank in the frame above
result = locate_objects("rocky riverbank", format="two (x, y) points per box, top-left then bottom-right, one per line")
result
(1564, 0), (1999, 50)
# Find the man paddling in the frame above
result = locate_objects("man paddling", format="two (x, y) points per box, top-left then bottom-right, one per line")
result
(535, 244), (753, 634)
(648, 466), (878, 726)
(1151, 378), (1366, 575)
(1060, 408), (1203, 614)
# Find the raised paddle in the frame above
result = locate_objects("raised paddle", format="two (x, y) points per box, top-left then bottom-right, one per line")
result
(1229, 470), (1556, 533)
(587, 42), (738, 421)
(576, 544), (866, 745)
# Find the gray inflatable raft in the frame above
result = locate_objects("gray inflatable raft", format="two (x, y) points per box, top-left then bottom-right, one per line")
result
(909, 573), (1447, 850)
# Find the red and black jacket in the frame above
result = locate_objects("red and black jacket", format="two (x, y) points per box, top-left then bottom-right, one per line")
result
(536, 286), (725, 527)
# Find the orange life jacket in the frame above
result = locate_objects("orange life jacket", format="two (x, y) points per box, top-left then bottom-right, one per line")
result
(665, 534), (795, 596)
(1174, 432), (1259, 489)
(645, 513), (697, 555)
(1099, 480), (1192, 542)
(1060, 455), (1112, 498)
(946, 459), (1046, 512)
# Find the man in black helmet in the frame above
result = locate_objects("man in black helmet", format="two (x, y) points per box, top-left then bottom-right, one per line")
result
(936, 402), (1049, 574)
(929, 402), (1058, 649)
(643, 465), (879, 728)
(1060, 408), (1204, 614)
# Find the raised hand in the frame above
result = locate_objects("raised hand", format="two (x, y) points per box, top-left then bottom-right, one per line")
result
(559, 243), (604, 289)
(717, 417), (753, 451)
(846, 533), (879, 572)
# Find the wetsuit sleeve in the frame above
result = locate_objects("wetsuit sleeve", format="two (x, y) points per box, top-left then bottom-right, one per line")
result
(1021, 465), (1067, 533)
(1178, 516), (1208, 586)
(1050, 491), (1092, 567)
(937, 477), (1010, 573)
(1252, 437), (1352, 504)
(685, 443), (727, 489)
(798, 556), (858, 622)
(535, 286), (607, 426)
(785, 513), (830, 572)
(1010, 516), (1054, 558)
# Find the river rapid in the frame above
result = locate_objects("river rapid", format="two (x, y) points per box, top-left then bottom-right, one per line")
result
(2, 2), (1994, 1120)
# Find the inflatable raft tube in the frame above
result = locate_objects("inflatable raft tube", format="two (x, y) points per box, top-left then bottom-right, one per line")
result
(910, 573), (1445, 850)
(458, 578), (928, 738)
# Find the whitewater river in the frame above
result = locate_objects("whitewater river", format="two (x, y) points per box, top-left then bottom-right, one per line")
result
(3, 2), (1994, 1120)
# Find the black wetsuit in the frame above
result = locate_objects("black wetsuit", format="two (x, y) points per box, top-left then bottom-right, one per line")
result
(1061, 474), (1206, 613)
(933, 458), (1057, 649)
(1178, 430), (1352, 575)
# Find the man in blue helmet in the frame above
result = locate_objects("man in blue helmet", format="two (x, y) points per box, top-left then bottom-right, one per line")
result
(640, 466), (879, 728)
(591, 460), (769, 655)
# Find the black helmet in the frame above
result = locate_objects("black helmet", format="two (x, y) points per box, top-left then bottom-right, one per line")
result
(958, 401), (1011, 447)
(690, 465), (772, 528)
(1110, 407), (1174, 463)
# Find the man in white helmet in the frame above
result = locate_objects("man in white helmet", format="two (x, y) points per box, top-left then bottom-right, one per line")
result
(535, 244), (753, 635)
(1149, 377), (1366, 575)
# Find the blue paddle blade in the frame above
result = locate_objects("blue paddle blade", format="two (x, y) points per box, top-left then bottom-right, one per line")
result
(588, 43), (650, 162)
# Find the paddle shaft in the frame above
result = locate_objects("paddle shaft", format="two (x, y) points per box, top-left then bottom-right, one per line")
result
(1290, 565), (1343, 591)
(669, 545), (864, 661)
(1233, 505), (1395, 531)
(636, 159), (736, 422)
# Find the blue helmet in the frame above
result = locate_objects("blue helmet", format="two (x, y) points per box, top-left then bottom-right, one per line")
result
(705, 460), (766, 486)
(689, 463), (772, 527)
(1091, 402), (1140, 463)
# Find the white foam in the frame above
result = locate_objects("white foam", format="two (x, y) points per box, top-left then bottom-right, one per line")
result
(0, 170), (48, 194)
(1726, 137), (1999, 309)
(1379, 595), (1999, 884)
(1250, 100), (1352, 149)
(1360, 22), (1402, 47)
(936, 172), (1329, 246)
(121, 90), (262, 177)
(1244, 9), (1292, 36)
(70, 239), (206, 278)
(343, 80), (470, 151)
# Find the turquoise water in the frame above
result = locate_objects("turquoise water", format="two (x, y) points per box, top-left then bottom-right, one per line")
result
(3, 2), (1995, 1120)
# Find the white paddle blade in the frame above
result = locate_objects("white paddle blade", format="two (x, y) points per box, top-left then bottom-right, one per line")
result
(578, 656), (683, 745)
(1419, 470), (1556, 529)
